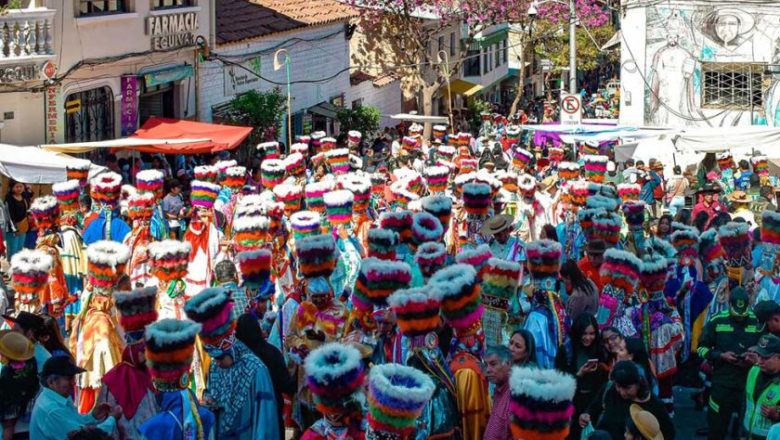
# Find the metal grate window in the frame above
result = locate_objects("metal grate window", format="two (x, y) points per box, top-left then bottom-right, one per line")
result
(65, 87), (114, 143)
(701, 62), (765, 110)
(153, 0), (192, 8)
(79, 0), (125, 15)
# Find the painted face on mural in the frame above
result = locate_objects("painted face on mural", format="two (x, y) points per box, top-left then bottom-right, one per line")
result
(715, 14), (741, 45)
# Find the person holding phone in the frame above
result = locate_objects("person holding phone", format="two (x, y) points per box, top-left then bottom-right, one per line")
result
(743, 334), (780, 439)
(556, 313), (608, 440)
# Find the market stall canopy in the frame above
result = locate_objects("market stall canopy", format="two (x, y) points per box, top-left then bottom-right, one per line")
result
(390, 113), (450, 124)
(41, 117), (253, 154)
(673, 126), (780, 154)
(41, 137), (210, 154)
(0, 144), (103, 184)
(129, 117), (252, 154)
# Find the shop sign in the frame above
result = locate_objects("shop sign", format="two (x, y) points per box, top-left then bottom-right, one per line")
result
(0, 64), (40, 83)
(46, 84), (63, 143)
(121, 75), (139, 136)
(223, 58), (261, 97)
(147, 11), (198, 50)
(143, 64), (194, 87)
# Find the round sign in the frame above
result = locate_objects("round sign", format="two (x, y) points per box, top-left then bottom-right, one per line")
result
(562, 95), (580, 114)
(41, 61), (57, 80)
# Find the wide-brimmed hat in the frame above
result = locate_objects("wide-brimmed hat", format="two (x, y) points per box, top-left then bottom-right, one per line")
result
(1, 311), (44, 333)
(629, 404), (664, 440)
(727, 190), (751, 204)
(697, 182), (722, 194)
(0, 330), (35, 361)
(480, 214), (514, 235)
(540, 175), (559, 191)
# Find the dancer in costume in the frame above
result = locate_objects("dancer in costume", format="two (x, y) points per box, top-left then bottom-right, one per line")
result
(324, 189), (363, 296)
(430, 264), (490, 440)
(509, 367), (576, 440)
(523, 239), (568, 369)
(53, 180), (88, 331)
(9, 249), (53, 314)
(83, 172), (131, 245)
(184, 181), (223, 297)
(389, 285), (461, 439)
(479, 214), (525, 263)
(630, 253), (684, 415)
(138, 319), (216, 440)
(700, 229), (730, 319)
(756, 210), (780, 303)
(98, 287), (158, 439)
(719, 221), (754, 293)
(184, 287), (280, 440)
(236, 249), (274, 319)
(29, 196), (69, 320)
(514, 174), (548, 242)
(147, 239), (191, 320)
(481, 258), (521, 346)
(124, 192), (156, 287)
(597, 249), (642, 336)
(135, 169), (169, 241)
(70, 240), (130, 413)
(301, 343), (365, 440)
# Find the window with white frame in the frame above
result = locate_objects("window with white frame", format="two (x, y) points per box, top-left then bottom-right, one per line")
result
(701, 62), (764, 110)
(449, 32), (456, 56)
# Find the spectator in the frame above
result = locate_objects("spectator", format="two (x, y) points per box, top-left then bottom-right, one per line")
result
(579, 361), (674, 440)
(560, 260), (599, 318)
(214, 260), (250, 319)
(625, 404), (664, 440)
(0, 330), (39, 439)
(2, 312), (51, 373)
(655, 214), (673, 240)
(674, 208), (692, 226)
(161, 179), (184, 239)
(483, 345), (513, 440)
(508, 330), (538, 368)
(555, 313), (608, 440)
(665, 165), (689, 217)
(30, 357), (121, 439)
(4, 180), (29, 259)
(743, 334), (780, 439)
(38, 315), (73, 360)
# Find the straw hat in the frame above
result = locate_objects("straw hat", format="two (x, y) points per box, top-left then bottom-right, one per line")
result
(727, 190), (751, 204)
(0, 330), (35, 362)
(629, 404), (664, 440)
(480, 214), (514, 235)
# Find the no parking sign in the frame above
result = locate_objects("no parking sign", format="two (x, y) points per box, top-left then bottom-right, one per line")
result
(560, 93), (582, 125)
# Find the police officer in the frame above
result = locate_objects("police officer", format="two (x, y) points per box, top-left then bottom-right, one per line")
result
(744, 334), (780, 440)
(698, 287), (762, 440)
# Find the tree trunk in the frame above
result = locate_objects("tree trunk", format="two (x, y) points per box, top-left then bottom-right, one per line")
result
(421, 84), (436, 139)
(509, 40), (526, 116)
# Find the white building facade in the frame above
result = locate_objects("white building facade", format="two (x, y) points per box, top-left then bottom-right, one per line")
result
(619, 0), (780, 128)
(0, 0), (210, 146)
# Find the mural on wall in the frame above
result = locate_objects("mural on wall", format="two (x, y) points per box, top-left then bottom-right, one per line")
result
(644, 5), (780, 127)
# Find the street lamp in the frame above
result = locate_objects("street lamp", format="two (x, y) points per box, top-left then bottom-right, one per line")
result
(437, 50), (455, 130)
(528, 0), (577, 94)
(274, 49), (292, 149)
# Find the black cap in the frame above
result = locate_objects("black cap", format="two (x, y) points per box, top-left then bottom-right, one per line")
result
(755, 334), (780, 357)
(697, 183), (722, 194)
(729, 287), (750, 317)
(42, 356), (86, 377)
(754, 300), (780, 323)
(2, 312), (44, 333)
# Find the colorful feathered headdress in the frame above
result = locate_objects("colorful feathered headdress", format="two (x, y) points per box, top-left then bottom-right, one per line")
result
(290, 211), (321, 238)
(639, 253), (669, 300)
(66, 161), (91, 187)
(324, 190), (354, 226)
(194, 165), (218, 182)
(305, 343), (365, 415)
(86, 241), (131, 295)
(421, 196), (452, 233)
(114, 287), (158, 344)
(11, 249), (53, 308)
(136, 169), (164, 198)
(353, 258), (411, 311)
(190, 180), (220, 210)
(455, 244), (493, 279)
(600, 248), (642, 300)
(295, 233), (337, 279)
(145, 319), (201, 392)
(237, 249), (272, 291)
(184, 287), (236, 353)
(411, 212), (444, 245)
(261, 159), (286, 190)
(430, 264), (483, 331)
(367, 364), (435, 438)
(30, 195), (59, 232)
(510, 367), (576, 440)
(525, 240), (562, 283)
(147, 240), (191, 283)
(305, 180), (336, 213)
(414, 242), (448, 278)
(583, 155), (608, 183)
(380, 211), (414, 244)
(367, 228), (400, 261)
(482, 258), (522, 303)
(90, 172), (122, 207)
(388, 287), (443, 337)
(52, 180), (81, 217)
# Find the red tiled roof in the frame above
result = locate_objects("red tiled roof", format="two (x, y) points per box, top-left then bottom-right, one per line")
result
(217, 0), (304, 44)
(372, 74), (396, 87)
(251, 0), (357, 25)
(350, 71), (375, 86)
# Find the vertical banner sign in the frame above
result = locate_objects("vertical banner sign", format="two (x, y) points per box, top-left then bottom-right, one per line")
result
(121, 75), (139, 136)
(46, 85), (62, 143)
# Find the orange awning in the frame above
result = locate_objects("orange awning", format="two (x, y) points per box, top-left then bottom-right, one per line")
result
(130, 117), (253, 154)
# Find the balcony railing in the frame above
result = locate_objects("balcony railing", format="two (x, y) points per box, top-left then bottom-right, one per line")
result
(0, 8), (56, 63)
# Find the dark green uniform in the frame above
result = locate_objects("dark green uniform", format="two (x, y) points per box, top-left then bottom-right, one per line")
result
(698, 310), (761, 440)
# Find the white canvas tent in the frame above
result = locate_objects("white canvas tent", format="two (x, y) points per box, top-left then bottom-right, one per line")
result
(673, 126), (780, 154)
(41, 137), (209, 154)
(0, 144), (103, 184)
(390, 113), (449, 124)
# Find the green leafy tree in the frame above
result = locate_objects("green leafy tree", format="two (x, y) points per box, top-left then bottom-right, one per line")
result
(222, 88), (287, 146)
(466, 99), (493, 132)
(337, 105), (381, 139)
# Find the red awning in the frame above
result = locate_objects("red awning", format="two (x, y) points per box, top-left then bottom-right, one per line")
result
(129, 117), (253, 154)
